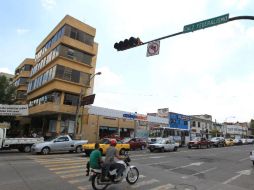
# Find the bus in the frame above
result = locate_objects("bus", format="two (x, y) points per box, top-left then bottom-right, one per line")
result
(148, 127), (189, 146)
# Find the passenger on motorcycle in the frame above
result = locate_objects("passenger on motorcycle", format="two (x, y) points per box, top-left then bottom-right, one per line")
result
(89, 143), (103, 171)
(102, 139), (125, 181)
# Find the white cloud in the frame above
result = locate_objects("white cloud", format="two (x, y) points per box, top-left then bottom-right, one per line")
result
(0, 68), (12, 73)
(94, 66), (123, 89)
(221, 0), (250, 10)
(41, 0), (56, 10)
(16, 28), (30, 35)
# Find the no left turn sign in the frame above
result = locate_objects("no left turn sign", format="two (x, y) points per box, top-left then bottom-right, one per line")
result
(147, 40), (160, 57)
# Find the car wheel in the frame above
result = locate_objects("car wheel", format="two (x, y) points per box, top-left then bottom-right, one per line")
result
(150, 149), (154, 152)
(161, 148), (164, 152)
(24, 145), (31, 153)
(173, 147), (177, 151)
(76, 146), (82, 153)
(253, 161), (254, 166)
(188, 146), (191, 149)
(41, 147), (50, 155)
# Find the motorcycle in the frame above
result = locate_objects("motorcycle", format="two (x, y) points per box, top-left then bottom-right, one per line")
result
(89, 152), (139, 190)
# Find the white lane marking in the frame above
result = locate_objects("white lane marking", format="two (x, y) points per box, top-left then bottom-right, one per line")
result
(168, 162), (204, 171)
(131, 179), (159, 189)
(150, 156), (166, 159)
(69, 178), (88, 184)
(148, 183), (175, 190)
(239, 157), (249, 162)
(49, 165), (84, 171)
(36, 159), (85, 164)
(61, 172), (86, 179)
(181, 167), (217, 179)
(146, 161), (172, 166)
(55, 168), (85, 174)
(222, 169), (252, 184)
(44, 162), (84, 167)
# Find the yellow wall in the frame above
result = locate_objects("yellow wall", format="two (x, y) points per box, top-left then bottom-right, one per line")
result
(82, 113), (135, 143)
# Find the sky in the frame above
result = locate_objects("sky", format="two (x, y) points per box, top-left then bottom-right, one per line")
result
(1, 0), (254, 123)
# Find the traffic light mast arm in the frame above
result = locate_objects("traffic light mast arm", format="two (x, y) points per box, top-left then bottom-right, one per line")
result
(114, 15), (254, 51)
(133, 16), (254, 47)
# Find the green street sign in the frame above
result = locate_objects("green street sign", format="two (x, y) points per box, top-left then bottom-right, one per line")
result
(183, 14), (229, 33)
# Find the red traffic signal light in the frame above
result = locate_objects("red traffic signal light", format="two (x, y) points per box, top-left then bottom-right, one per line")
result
(114, 37), (142, 51)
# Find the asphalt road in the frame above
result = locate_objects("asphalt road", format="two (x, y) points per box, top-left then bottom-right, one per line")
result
(0, 144), (254, 190)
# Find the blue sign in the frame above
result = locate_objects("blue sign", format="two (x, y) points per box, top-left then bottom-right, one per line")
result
(123, 113), (136, 120)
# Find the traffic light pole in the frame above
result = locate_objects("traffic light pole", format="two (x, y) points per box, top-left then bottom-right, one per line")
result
(114, 15), (254, 51)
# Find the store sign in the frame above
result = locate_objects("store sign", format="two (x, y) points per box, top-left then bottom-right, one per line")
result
(123, 113), (147, 121)
(0, 104), (28, 116)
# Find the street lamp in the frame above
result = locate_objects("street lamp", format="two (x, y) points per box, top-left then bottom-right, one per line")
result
(74, 71), (101, 139)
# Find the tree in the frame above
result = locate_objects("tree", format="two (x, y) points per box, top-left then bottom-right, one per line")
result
(0, 75), (16, 104)
(250, 119), (254, 135)
(0, 75), (16, 123)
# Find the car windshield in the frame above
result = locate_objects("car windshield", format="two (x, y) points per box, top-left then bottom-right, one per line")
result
(192, 137), (201, 141)
(123, 138), (131, 143)
(156, 139), (166, 144)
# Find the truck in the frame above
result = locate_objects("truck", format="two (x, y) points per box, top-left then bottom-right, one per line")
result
(31, 135), (88, 155)
(0, 128), (44, 152)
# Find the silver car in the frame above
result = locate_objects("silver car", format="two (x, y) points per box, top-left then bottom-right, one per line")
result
(148, 139), (178, 152)
(31, 135), (88, 155)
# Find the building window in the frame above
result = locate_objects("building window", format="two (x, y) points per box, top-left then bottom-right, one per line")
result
(59, 44), (92, 65)
(198, 122), (200, 128)
(192, 121), (196, 127)
(64, 93), (79, 106)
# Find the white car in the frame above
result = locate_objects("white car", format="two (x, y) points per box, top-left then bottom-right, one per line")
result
(147, 139), (178, 152)
(250, 150), (254, 165)
(31, 135), (87, 155)
(247, 138), (254, 144)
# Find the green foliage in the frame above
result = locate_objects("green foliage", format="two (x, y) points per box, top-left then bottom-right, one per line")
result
(0, 75), (16, 104)
(0, 75), (16, 123)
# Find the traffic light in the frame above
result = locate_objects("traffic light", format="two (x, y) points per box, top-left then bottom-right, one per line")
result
(114, 37), (142, 51)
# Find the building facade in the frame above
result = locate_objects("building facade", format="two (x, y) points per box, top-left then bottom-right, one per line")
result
(190, 114), (213, 139)
(26, 15), (98, 139)
(13, 58), (35, 105)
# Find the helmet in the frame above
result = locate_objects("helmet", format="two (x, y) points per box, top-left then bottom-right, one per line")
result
(110, 139), (117, 146)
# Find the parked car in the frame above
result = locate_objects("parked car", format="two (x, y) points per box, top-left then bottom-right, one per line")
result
(123, 137), (147, 150)
(147, 139), (178, 152)
(225, 138), (234, 146)
(31, 135), (87, 155)
(247, 138), (254, 144)
(188, 137), (212, 149)
(250, 150), (254, 165)
(210, 137), (225, 147)
(241, 138), (248, 145)
(233, 138), (243, 145)
(82, 138), (130, 156)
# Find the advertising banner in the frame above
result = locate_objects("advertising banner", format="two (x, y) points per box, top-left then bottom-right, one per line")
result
(0, 104), (28, 116)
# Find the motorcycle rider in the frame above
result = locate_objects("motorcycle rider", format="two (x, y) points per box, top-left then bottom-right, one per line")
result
(101, 139), (125, 181)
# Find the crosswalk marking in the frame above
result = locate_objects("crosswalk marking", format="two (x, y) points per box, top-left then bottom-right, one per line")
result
(44, 162), (84, 168)
(55, 168), (85, 174)
(49, 165), (84, 171)
(61, 172), (86, 179)
(30, 155), (180, 190)
(36, 159), (86, 164)
(69, 178), (88, 184)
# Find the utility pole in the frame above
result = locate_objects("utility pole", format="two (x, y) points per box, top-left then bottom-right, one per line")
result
(74, 72), (101, 139)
